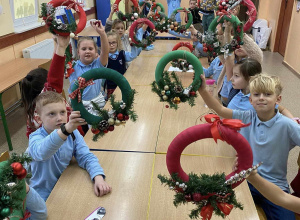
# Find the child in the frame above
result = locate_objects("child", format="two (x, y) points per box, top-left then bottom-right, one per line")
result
(198, 0), (219, 33)
(247, 170), (300, 214)
(198, 73), (300, 219)
(189, 0), (203, 33)
(68, 20), (109, 115)
(167, 0), (181, 24)
(106, 30), (142, 98)
(26, 91), (111, 201)
(21, 35), (75, 138)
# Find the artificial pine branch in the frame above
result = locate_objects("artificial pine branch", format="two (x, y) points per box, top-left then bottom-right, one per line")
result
(91, 101), (109, 121)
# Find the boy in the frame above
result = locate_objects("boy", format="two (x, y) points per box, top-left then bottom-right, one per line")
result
(26, 91), (111, 201)
(198, 0), (219, 33)
(189, 0), (203, 33)
(198, 74), (300, 219)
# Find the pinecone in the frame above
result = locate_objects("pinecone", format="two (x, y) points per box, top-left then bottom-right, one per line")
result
(98, 120), (109, 131)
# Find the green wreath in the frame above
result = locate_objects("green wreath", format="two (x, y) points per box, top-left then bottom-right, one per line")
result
(168, 7), (193, 34)
(151, 50), (203, 109)
(203, 14), (244, 57)
(69, 68), (137, 141)
(116, 0), (139, 22)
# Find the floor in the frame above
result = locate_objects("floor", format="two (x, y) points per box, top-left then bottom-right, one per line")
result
(0, 51), (299, 189)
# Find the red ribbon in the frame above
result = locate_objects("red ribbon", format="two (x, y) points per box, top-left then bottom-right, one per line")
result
(200, 204), (214, 220)
(69, 77), (95, 102)
(203, 114), (250, 143)
(217, 202), (234, 215)
(20, 210), (32, 220)
(192, 193), (216, 202)
(177, 7), (190, 24)
(216, 11), (232, 23)
(64, 0), (83, 12)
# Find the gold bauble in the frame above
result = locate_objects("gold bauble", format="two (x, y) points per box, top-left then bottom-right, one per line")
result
(174, 27), (178, 31)
(170, 24), (174, 30)
(173, 97), (181, 104)
(174, 22), (179, 27)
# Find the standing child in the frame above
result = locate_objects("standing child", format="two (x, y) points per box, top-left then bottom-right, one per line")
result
(198, 73), (300, 219)
(189, 0), (203, 33)
(26, 91), (111, 201)
(198, 0), (219, 33)
(105, 30), (142, 98)
(167, 0), (181, 24)
(68, 20), (109, 115)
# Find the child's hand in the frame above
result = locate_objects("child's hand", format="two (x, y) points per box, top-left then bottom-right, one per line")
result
(112, 3), (118, 12)
(198, 74), (207, 92)
(189, 24), (197, 34)
(94, 175), (112, 197)
(65, 111), (87, 133)
(91, 20), (105, 36)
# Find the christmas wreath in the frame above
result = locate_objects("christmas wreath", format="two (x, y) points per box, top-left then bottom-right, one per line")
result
(149, 2), (166, 21)
(114, 0), (139, 22)
(64, 44), (75, 79)
(225, 0), (257, 32)
(129, 18), (157, 48)
(40, 0), (86, 38)
(151, 50), (203, 109)
(168, 7), (193, 34)
(69, 68), (137, 141)
(0, 153), (32, 220)
(203, 13), (243, 57)
(158, 114), (261, 219)
(171, 42), (195, 72)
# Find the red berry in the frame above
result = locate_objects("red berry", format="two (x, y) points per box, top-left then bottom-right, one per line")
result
(190, 91), (196, 96)
(124, 115), (129, 121)
(11, 162), (23, 175)
(91, 128), (100, 134)
(108, 125), (115, 131)
(103, 130), (108, 133)
(117, 113), (124, 121)
(219, 6), (223, 10)
(165, 105), (169, 108)
(17, 168), (27, 180)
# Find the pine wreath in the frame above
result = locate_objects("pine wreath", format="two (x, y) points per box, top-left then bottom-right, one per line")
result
(171, 42), (195, 72)
(40, 0), (86, 37)
(115, 0), (139, 22)
(168, 7), (193, 34)
(69, 68), (137, 141)
(0, 153), (32, 219)
(149, 2), (166, 22)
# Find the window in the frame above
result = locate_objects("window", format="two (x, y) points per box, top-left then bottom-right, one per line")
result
(9, 0), (38, 28)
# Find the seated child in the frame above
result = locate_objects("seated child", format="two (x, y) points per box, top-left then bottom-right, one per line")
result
(26, 91), (111, 201)
(198, 73), (300, 219)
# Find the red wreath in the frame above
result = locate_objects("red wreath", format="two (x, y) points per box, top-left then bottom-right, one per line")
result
(166, 114), (253, 189)
(47, 0), (86, 36)
(172, 42), (194, 52)
(114, 0), (139, 12)
(239, 0), (257, 32)
(129, 18), (156, 47)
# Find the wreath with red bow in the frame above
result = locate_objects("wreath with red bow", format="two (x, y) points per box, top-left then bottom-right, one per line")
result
(158, 114), (260, 219)
(114, 0), (139, 22)
(69, 68), (137, 141)
(40, 0), (86, 38)
(148, 2), (166, 22)
(171, 42), (195, 72)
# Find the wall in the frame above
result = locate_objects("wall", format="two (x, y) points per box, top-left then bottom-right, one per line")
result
(257, 0), (282, 51)
(283, 1), (300, 74)
(0, 0), (14, 36)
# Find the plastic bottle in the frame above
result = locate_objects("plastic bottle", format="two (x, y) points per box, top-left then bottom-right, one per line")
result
(204, 79), (215, 108)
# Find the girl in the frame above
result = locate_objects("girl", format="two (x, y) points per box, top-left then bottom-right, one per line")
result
(105, 30), (142, 98)
(68, 20), (109, 116)
(21, 35), (75, 137)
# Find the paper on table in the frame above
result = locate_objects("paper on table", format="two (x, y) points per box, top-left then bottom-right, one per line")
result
(85, 207), (106, 220)
(168, 66), (194, 73)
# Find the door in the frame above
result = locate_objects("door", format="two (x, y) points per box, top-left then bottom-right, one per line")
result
(276, 0), (294, 56)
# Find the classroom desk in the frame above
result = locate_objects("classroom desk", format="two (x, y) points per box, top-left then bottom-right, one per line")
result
(0, 58), (49, 151)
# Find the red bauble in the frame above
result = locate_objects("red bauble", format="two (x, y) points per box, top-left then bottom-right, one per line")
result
(192, 193), (202, 202)
(124, 115), (129, 121)
(91, 128), (100, 134)
(219, 6), (223, 10)
(47, 22), (52, 26)
(203, 47), (208, 52)
(17, 168), (27, 180)
(165, 105), (169, 108)
(11, 162), (23, 175)
(185, 195), (192, 202)
(117, 113), (124, 120)
(108, 125), (115, 131)
(190, 91), (196, 96)
(103, 130), (108, 133)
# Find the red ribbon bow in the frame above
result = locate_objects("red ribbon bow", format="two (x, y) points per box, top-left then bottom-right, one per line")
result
(203, 114), (250, 143)
(217, 202), (234, 215)
(64, 0), (83, 12)
(216, 11), (232, 23)
(177, 7), (190, 24)
(200, 202), (233, 220)
(69, 77), (95, 102)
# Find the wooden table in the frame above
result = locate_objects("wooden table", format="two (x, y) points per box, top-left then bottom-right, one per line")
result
(46, 39), (259, 219)
(0, 58), (49, 150)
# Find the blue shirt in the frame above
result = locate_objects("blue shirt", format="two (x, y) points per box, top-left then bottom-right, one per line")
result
(167, 0), (181, 22)
(203, 57), (223, 82)
(227, 91), (255, 111)
(27, 186), (47, 220)
(220, 75), (232, 98)
(69, 58), (105, 101)
(27, 126), (105, 201)
(232, 110), (300, 191)
(109, 44), (141, 62)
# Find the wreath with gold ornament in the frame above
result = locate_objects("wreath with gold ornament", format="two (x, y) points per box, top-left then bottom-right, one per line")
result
(171, 42), (195, 72)
(168, 7), (193, 34)
(69, 68), (137, 141)
(148, 2), (166, 22)
(203, 13), (243, 57)
(151, 50), (203, 109)
(40, 0), (86, 38)
(0, 153), (32, 220)
(158, 114), (262, 219)
(129, 18), (157, 48)
(115, 0), (139, 22)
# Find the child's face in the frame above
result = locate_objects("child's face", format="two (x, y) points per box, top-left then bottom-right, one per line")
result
(37, 102), (67, 134)
(108, 35), (118, 53)
(231, 5), (240, 16)
(230, 65), (248, 90)
(114, 23), (125, 37)
(234, 45), (247, 58)
(189, 1), (197, 9)
(77, 40), (97, 65)
(249, 92), (281, 116)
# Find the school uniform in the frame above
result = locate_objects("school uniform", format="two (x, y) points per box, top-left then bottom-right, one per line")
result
(26, 187), (48, 220)
(203, 56), (223, 82)
(167, 0), (182, 23)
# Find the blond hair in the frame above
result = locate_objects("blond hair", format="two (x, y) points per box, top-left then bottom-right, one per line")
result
(250, 74), (283, 96)
(112, 19), (125, 30)
(77, 36), (98, 51)
(35, 91), (65, 114)
(107, 30), (123, 51)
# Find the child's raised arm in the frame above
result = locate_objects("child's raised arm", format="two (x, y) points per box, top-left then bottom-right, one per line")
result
(91, 20), (109, 66)
(105, 4), (117, 33)
(198, 75), (233, 119)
